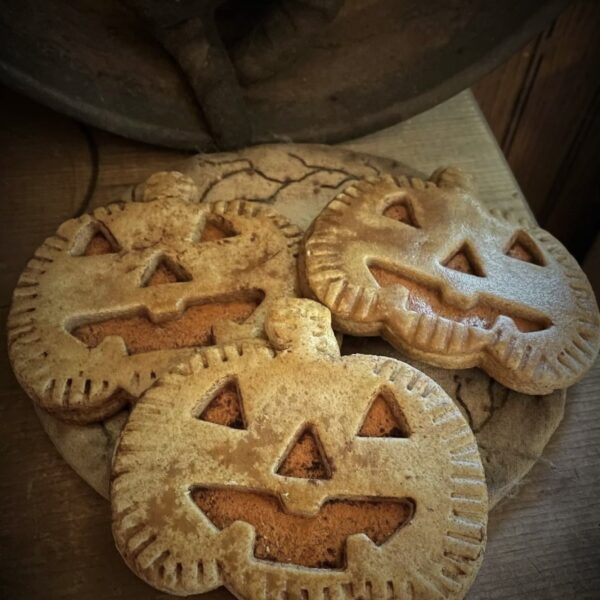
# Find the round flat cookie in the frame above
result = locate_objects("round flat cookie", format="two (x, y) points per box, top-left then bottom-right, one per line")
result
(8, 194), (301, 423)
(301, 170), (600, 395)
(111, 299), (488, 599)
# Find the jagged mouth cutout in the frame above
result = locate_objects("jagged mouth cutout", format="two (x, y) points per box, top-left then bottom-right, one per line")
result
(369, 264), (551, 333)
(192, 488), (415, 569)
(191, 381), (415, 569)
(68, 290), (264, 355)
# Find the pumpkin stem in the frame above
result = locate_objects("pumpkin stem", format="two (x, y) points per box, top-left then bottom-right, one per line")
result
(265, 299), (340, 358)
(430, 166), (477, 195)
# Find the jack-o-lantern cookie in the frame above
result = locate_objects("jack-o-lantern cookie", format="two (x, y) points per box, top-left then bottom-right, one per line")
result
(301, 170), (600, 394)
(111, 299), (487, 599)
(8, 193), (301, 423)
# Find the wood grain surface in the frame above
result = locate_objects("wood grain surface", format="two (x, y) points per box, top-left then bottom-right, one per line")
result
(474, 0), (600, 263)
(0, 86), (598, 599)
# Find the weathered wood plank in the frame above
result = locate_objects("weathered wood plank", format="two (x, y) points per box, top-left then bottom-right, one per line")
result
(542, 83), (600, 261)
(472, 37), (539, 149)
(502, 0), (600, 217)
(87, 130), (190, 210)
(583, 232), (600, 299)
(471, 361), (600, 599)
(0, 87), (93, 298)
(474, 0), (600, 264)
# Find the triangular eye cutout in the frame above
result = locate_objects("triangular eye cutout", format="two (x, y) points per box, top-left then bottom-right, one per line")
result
(141, 256), (192, 287)
(442, 242), (485, 277)
(199, 217), (238, 242)
(81, 226), (120, 256)
(383, 197), (419, 227)
(197, 379), (246, 429)
(276, 426), (332, 480)
(505, 231), (545, 266)
(358, 392), (410, 438)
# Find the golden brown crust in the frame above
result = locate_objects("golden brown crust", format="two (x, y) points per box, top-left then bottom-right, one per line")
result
(302, 172), (600, 394)
(32, 149), (567, 506)
(111, 299), (487, 598)
(8, 193), (302, 423)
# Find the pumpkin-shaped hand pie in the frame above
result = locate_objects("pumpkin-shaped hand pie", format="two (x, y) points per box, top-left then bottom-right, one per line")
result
(111, 299), (487, 599)
(8, 188), (301, 423)
(301, 170), (600, 394)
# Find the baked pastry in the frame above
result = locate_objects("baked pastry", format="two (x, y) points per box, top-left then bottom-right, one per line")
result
(301, 170), (600, 394)
(28, 153), (566, 508)
(8, 190), (301, 423)
(111, 299), (487, 598)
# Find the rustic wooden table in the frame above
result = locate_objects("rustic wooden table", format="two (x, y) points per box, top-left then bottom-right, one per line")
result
(0, 86), (598, 599)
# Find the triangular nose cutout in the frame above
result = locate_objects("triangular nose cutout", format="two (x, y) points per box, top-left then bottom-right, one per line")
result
(142, 256), (192, 287)
(277, 426), (332, 480)
(443, 243), (484, 277)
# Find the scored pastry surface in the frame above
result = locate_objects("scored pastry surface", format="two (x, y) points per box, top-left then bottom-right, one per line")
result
(301, 170), (600, 394)
(111, 299), (487, 599)
(8, 194), (301, 423)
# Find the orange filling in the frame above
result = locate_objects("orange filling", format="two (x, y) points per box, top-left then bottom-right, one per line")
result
(72, 298), (260, 354)
(358, 394), (409, 438)
(507, 241), (534, 263)
(143, 262), (186, 286)
(199, 381), (245, 429)
(445, 251), (476, 275)
(370, 265), (549, 333)
(193, 489), (414, 568)
(84, 233), (115, 255)
(199, 218), (237, 242)
(383, 203), (415, 226)
(277, 429), (331, 480)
